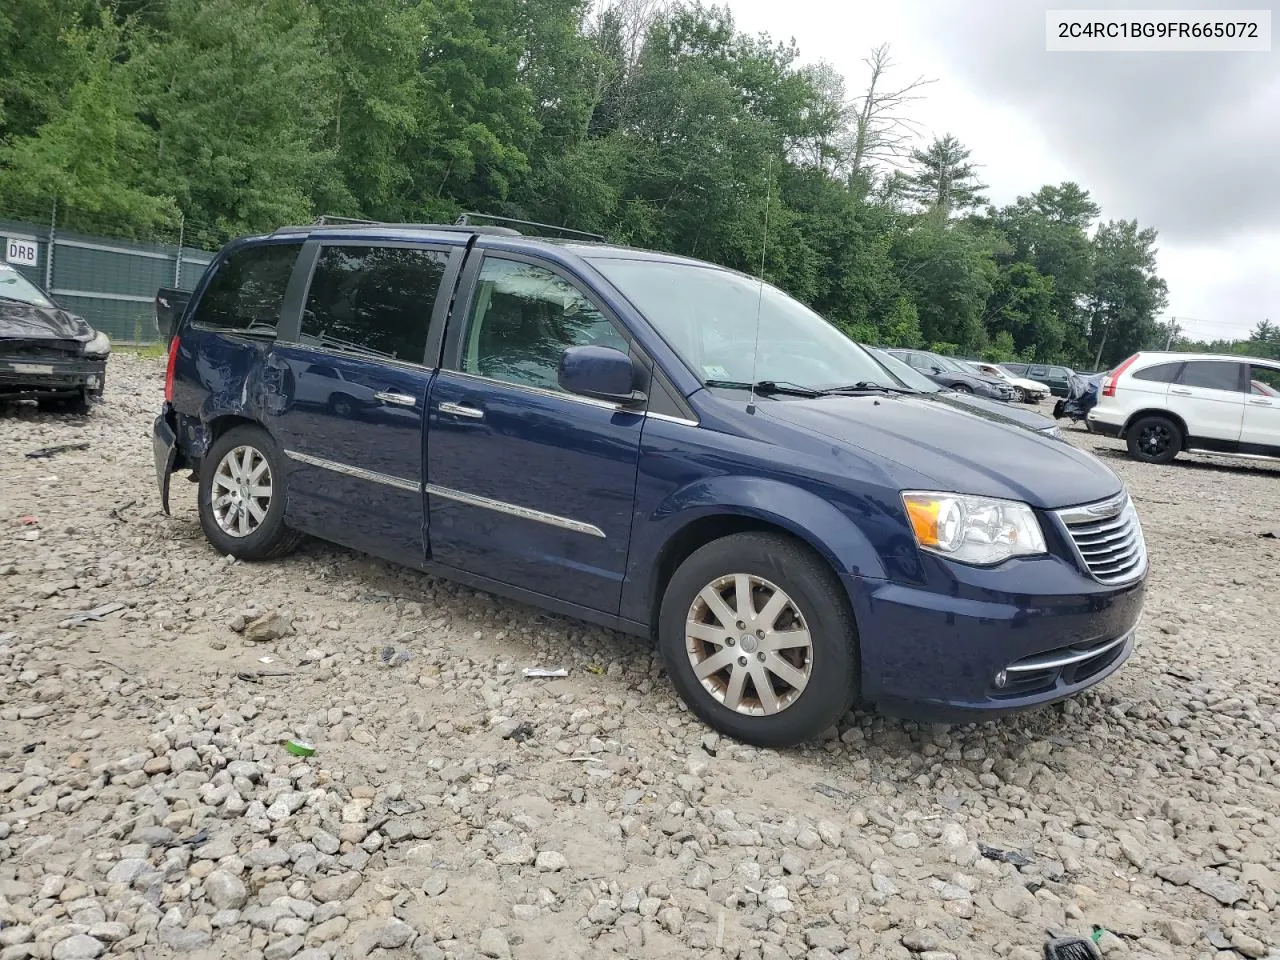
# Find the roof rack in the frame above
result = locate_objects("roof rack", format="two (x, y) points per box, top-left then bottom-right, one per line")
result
(274, 219), (520, 237)
(456, 212), (607, 242)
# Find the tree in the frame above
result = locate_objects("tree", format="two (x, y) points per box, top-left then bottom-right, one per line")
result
(847, 44), (933, 185)
(1086, 219), (1170, 368)
(989, 183), (1100, 363)
(894, 134), (987, 216)
(0, 10), (176, 231)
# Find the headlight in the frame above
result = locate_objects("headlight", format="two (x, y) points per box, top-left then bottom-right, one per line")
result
(902, 491), (1047, 565)
(83, 331), (111, 357)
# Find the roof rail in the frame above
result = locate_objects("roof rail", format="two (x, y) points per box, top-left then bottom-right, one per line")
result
(314, 215), (382, 226)
(456, 211), (607, 242)
(274, 221), (521, 237)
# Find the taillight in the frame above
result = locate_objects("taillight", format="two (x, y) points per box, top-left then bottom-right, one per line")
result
(1104, 353), (1139, 397)
(164, 336), (181, 402)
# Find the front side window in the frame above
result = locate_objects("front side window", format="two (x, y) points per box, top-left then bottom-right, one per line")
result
(590, 257), (890, 390)
(1178, 360), (1243, 392)
(1028, 365), (1049, 378)
(302, 245), (448, 362)
(1249, 365), (1280, 396)
(459, 257), (627, 391)
(1049, 366), (1071, 378)
(192, 242), (301, 334)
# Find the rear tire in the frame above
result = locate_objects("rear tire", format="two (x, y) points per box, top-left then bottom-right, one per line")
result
(657, 532), (858, 748)
(198, 425), (303, 560)
(1126, 414), (1181, 464)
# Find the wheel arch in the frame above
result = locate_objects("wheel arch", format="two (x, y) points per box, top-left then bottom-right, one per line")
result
(1121, 408), (1188, 446)
(635, 478), (891, 636)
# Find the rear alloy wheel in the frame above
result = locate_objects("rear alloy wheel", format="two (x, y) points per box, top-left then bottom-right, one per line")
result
(198, 425), (303, 560)
(658, 532), (858, 747)
(1126, 414), (1181, 464)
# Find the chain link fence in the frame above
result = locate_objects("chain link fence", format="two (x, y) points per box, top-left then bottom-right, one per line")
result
(0, 196), (227, 344)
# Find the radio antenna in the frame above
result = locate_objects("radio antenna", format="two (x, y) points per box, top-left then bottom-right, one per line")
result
(746, 155), (773, 416)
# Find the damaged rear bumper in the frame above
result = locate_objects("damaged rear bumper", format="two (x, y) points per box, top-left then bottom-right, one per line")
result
(153, 403), (182, 514)
(0, 351), (107, 400)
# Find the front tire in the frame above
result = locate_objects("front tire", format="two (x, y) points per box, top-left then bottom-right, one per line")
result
(1126, 414), (1181, 464)
(1013, 387), (1026, 403)
(657, 532), (858, 747)
(198, 425), (302, 560)
(952, 383), (973, 394)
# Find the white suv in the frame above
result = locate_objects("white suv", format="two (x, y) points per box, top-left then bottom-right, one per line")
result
(1088, 351), (1280, 464)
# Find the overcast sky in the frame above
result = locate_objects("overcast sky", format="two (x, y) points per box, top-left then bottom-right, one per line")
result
(722, 0), (1277, 342)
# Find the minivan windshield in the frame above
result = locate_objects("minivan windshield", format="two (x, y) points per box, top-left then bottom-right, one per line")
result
(0, 264), (54, 308)
(592, 257), (895, 391)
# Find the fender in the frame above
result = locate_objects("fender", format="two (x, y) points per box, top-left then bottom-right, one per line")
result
(620, 474), (914, 627)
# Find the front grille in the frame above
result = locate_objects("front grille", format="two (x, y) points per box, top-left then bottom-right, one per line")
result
(1055, 493), (1147, 585)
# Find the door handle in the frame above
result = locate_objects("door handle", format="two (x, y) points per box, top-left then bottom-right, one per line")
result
(1249, 397), (1272, 405)
(438, 401), (484, 420)
(1170, 387), (1192, 395)
(375, 391), (417, 407)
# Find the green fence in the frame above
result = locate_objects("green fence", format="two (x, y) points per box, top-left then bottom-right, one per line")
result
(0, 213), (219, 344)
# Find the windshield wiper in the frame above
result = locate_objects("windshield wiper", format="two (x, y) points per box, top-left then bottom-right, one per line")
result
(819, 381), (917, 395)
(705, 379), (824, 398)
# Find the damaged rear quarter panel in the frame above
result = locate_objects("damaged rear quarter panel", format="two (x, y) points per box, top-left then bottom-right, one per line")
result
(172, 330), (276, 459)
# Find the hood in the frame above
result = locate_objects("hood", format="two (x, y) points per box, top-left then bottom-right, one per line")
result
(0, 301), (95, 343)
(759, 393), (1121, 509)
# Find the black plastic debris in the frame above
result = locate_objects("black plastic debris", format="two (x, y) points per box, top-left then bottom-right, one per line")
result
(26, 441), (90, 459)
(503, 722), (535, 743)
(1043, 936), (1101, 960)
(980, 843), (1032, 867)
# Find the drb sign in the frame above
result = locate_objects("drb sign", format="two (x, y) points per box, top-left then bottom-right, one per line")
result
(5, 236), (38, 267)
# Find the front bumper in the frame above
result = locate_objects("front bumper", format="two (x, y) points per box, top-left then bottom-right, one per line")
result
(845, 558), (1145, 721)
(0, 352), (106, 399)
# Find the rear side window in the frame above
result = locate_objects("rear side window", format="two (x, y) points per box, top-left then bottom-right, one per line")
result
(192, 242), (301, 334)
(302, 245), (449, 363)
(1178, 361), (1243, 392)
(1132, 361), (1183, 383)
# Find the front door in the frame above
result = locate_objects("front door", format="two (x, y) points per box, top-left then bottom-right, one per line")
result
(425, 252), (644, 613)
(1165, 359), (1246, 447)
(1243, 364), (1280, 453)
(267, 241), (458, 566)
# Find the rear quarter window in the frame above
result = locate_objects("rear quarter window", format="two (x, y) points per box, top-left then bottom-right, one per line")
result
(191, 242), (302, 335)
(1131, 361), (1183, 383)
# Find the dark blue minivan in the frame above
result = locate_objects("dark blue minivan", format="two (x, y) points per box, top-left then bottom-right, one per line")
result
(153, 221), (1147, 746)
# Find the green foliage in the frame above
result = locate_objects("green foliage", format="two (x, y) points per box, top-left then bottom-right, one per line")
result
(0, 0), (1172, 361)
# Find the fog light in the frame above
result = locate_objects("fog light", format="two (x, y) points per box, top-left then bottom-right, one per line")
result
(993, 670), (1008, 689)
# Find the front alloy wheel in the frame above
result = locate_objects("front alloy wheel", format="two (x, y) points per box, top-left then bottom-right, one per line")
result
(211, 445), (273, 537)
(657, 532), (858, 747)
(685, 574), (813, 716)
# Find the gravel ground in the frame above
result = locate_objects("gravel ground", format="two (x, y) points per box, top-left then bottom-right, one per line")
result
(3, 353), (1280, 960)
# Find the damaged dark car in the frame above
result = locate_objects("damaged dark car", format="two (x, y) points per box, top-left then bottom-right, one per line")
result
(0, 262), (110, 410)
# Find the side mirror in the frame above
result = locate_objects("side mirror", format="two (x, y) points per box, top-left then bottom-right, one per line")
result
(931, 366), (944, 375)
(558, 345), (645, 404)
